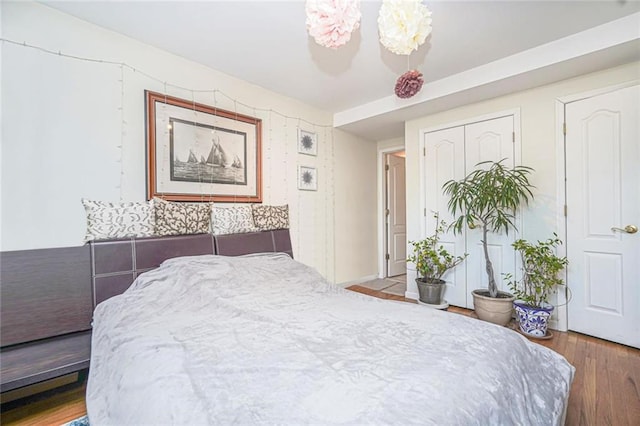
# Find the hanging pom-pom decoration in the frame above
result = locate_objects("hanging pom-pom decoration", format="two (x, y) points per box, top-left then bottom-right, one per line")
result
(306, 0), (362, 49)
(395, 70), (424, 98)
(378, 0), (432, 55)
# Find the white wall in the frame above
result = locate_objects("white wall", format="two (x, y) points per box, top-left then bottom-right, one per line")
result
(405, 61), (640, 295)
(334, 129), (378, 283)
(0, 2), (378, 284)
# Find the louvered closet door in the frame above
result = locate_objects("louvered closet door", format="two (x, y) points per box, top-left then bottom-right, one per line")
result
(464, 116), (517, 308)
(424, 126), (466, 307)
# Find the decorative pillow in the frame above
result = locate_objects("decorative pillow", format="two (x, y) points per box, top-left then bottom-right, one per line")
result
(82, 199), (155, 242)
(153, 198), (212, 236)
(211, 205), (258, 235)
(252, 204), (289, 231)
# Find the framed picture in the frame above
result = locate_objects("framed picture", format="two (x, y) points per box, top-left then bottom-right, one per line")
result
(297, 128), (317, 156)
(145, 90), (262, 202)
(298, 166), (318, 191)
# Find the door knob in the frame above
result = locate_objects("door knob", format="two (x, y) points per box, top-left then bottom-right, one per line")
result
(611, 225), (638, 234)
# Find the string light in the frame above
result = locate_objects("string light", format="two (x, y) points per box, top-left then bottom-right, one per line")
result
(330, 128), (336, 284)
(322, 127), (329, 280)
(313, 123), (320, 274)
(117, 64), (125, 200)
(267, 110), (273, 202)
(4, 37), (340, 275)
(159, 83), (171, 200)
(295, 118), (302, 263)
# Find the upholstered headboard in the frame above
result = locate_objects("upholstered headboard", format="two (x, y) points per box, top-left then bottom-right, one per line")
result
(90, 229), (292, 306)
(0, 229), (292, 391)
(90, 233), (215, 307)
(214, 229), (293, 257)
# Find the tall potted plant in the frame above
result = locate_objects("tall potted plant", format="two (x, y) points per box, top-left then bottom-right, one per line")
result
(407, 214), (467, 306)
(443, 159), (534, 325)
(505, 234), (568, 337)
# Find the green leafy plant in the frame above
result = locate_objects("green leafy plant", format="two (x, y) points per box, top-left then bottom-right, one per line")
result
(505, 234), (569, 307)
(443, 159), (535, 297)
(407, 213), (467, 282)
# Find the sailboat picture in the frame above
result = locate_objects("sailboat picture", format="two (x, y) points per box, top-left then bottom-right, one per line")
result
(146, 90), (262, 203)
(170, 119), (247, 186)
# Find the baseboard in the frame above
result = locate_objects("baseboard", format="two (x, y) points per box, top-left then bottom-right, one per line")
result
(405, 291), (418, 300)
(336, 274), (378, 288)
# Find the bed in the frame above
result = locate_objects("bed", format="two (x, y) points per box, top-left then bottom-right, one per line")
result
(85, 232), (574, 425)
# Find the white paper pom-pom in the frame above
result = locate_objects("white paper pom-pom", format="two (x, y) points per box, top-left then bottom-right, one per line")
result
(378, 0), (432, 55)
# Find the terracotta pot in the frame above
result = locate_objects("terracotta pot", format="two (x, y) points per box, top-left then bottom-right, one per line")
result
(471, 289), (515, 326)
(416, 278), (446, 305)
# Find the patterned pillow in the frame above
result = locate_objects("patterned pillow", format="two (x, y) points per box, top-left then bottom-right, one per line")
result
(154, 198), (212, 236)
(211, 205), (258, 235)
(252, 204), (289, 231)
(82, 199), (155, 242)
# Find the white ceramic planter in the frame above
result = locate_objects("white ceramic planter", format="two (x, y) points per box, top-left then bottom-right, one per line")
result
(513, 301), (554, 337)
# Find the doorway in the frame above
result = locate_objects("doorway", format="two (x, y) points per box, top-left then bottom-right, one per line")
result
(383, 150), (406, 278)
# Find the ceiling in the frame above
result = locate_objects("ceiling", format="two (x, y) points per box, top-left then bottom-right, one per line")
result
(41, 1), (640, 140)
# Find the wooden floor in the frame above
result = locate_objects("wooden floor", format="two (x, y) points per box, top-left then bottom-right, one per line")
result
(2, 285), (639, 425)
(349, 285), (640, 426)
(1, 382), (87, 426)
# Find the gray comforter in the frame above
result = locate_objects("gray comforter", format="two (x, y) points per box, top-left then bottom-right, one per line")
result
(86, 253), (574, 425)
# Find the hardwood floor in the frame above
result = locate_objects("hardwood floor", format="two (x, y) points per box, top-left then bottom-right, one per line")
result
(348, 285), (640, 426)
(1, 381), (86, 426)
(2, 286), (639, 425)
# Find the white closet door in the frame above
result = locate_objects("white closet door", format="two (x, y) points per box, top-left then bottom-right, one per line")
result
(424, 126), (467, 307)
(565, 85), (639, 348)
(464, 116), (516, 307)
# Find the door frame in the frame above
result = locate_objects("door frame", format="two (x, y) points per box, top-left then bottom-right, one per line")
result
(554, 79), (639, 333)
(378, 145), (405, 278)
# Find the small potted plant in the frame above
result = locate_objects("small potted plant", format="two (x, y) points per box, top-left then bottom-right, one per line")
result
(504, 234), (568, 337)
(443, 159), (535, 325)
(407, 213), (467, 305)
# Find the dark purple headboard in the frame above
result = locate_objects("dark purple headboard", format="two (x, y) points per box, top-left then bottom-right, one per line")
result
(90, 234), (215, 307)
(214, 229), (293, 257)
(90, 229), (292, 306)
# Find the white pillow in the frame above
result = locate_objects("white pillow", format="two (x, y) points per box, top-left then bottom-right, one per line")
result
(211, 205), (258, 235)
(82, 199), (155, 242)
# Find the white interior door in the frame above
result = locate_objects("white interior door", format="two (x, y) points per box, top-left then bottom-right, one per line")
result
(565, 85), (639, 348)
(464, 116), (516, 307)
(386, 153), (406, 277)
(424, 126), (466, 307)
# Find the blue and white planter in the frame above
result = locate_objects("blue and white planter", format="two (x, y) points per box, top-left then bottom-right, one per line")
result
(513, 300), (554, 337)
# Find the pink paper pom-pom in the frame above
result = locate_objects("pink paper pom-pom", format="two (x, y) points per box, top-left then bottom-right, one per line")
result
(306, 0), (361, 49)
(395, 70), (424, 99)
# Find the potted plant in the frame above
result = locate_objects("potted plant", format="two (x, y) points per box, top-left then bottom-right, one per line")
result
(504, 234), (568, 337)
(443, 159), (534, 325)
(407, 213), (467, 306)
